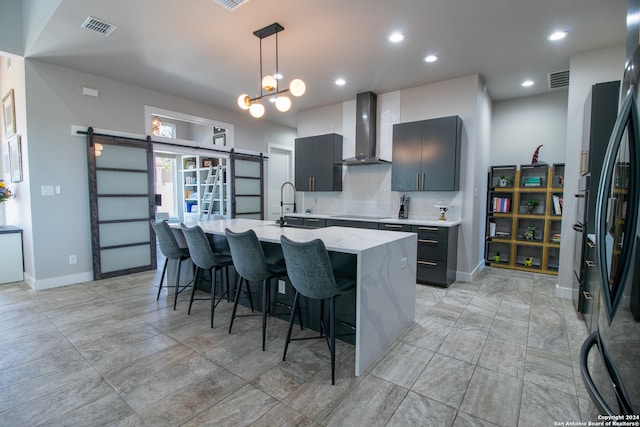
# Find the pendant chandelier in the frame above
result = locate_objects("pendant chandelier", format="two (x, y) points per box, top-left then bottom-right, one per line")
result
(237, 23), (306, 118)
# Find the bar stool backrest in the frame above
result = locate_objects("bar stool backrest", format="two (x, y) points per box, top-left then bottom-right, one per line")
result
(225, 228), (270, 282)
(280, 236), (337, 300)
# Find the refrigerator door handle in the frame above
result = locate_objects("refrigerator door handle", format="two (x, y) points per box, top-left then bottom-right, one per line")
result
(580, 332), (615, 416)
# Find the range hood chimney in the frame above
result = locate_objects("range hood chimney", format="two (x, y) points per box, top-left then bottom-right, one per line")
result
(341, 91), (390, 165)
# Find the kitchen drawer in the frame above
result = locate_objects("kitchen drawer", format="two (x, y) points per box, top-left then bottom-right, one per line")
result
(283, 216), (303, 227)
(325, 219), (379, 229)
(417, 238), (448, 262)
(416, 259), (447, 286)
(303, 217), (326, 228)
(412, 225), (448, 240)
(378, 222), (412, 232)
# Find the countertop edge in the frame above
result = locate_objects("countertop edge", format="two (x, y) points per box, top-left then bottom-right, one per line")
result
(283, 213), (461, 227)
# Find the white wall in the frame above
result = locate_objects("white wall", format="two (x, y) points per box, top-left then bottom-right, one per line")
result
(557, 44), (625, 298)
(16, 58), (295, 289)
(295, 74), (490, 281)
(491, 91), (568, 166)
(0, 0), (23, 56)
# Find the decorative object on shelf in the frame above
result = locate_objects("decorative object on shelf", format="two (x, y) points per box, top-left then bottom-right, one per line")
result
(522, 225), (536, 240)
(398, 194), (409, 219)
(434, 201), (450, 221)
(526, 199), (539, 213)
(2, 89), (16, 138)
(493, 252), (501, 262)
(498, 176), (513, 187)
(524, 256), (533, 266)
(237, 23), (306, 118)
(0, 179), (12, 202)
(530, 144), (543, 165)
(551, 233), (561, 243)
(8, 134), (22, 183)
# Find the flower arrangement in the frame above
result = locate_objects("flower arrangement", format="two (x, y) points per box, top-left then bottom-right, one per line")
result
(0, 180), (12, 203)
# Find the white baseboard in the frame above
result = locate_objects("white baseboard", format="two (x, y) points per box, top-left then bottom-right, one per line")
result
(555, 283), (575, 300)
(456, 260), (485, 283)
(27, 271), (94, 291)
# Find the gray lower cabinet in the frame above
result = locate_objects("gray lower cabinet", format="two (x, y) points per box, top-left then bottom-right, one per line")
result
(413, 225), (458, 287)
(325, 219), (378, 229)
(283, 216), (326, 228)
(284, 216), (458, 287)
(392, 116), (462, 191)
(378, 222), (412, 232)
(295, 133), (343, 192)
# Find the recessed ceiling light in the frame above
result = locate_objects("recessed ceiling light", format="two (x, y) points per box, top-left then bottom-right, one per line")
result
(424, 55), (438, 63)
(521, 80), (535, 87)
(335, 78), (346, 86)
(389, 32), (404, 43)
(548, 31), (568, 41)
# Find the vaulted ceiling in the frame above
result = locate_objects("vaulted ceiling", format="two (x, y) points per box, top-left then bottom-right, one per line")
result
(22, 0), (626, 127)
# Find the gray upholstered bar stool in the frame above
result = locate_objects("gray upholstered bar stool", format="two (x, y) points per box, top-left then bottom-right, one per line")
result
(280, 235), (356, 385)
(180, 223), (233, 328)
(150, 220), (193, 310)
(225, 228), (288, 351)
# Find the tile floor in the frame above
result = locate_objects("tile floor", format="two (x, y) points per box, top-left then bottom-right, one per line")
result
(0, 266), (594, 426)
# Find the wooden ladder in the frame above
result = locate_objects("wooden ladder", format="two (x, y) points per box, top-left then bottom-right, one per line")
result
(199, 164), (221, 220)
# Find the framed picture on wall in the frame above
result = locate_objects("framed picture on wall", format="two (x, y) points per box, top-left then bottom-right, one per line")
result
(2, 89), (16, 138)
(8, 134), (22, 183)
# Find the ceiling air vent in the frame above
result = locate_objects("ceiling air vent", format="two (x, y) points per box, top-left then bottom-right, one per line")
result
(213, 0), (251, 11)
(81, 16), (118, 36)
(548, 70), (570, 90)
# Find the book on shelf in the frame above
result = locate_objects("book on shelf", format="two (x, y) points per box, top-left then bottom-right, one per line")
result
(523, 176), (543, 187)
(489, 221), (496, 237)
(492, 197), (511, 213)
(495, 231), (510, 238)
(552, 195), (563, 215)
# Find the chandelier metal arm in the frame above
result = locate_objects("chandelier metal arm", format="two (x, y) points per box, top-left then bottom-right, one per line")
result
(249, 88), (290, 103)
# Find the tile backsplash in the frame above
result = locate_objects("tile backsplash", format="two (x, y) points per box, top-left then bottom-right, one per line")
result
(298, 165), (461, 221)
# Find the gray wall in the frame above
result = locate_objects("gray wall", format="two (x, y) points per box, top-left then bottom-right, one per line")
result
(20, 58), (295, 289)
(491, 91), (568, 166)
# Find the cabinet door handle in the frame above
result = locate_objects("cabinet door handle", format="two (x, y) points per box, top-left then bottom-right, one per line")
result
(422, 173), (425, 191)
(419, 226), (439, 231)
(416, 173), (420, 191)
(307, 218), (320, 222)
(583, 290), (593, 300)
(419, 239), (438, 244)
(312, 177), (315, 191)
(308, 177), (312, 191)
(418, 261), (438, 266)
(585, 260), (595, 267)
(384, 224), (403, 229)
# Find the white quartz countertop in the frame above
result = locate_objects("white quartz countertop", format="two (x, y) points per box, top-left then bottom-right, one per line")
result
(182, 219), (417, 254)
(283, 213), (461, 227)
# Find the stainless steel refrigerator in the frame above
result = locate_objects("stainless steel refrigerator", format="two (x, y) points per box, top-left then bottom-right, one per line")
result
(579, 3), (640, 415)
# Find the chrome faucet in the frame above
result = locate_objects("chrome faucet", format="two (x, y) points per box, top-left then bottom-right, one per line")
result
(280, 181), (297, 227)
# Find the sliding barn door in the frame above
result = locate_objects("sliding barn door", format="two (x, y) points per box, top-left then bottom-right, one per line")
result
(230, 151), (264, 219)
(86, 129), (156, 280)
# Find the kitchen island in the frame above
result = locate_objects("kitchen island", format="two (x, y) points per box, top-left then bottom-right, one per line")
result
(185, 218), (417, 376)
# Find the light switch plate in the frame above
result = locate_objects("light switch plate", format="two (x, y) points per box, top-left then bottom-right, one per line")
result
(41, 186), (55, 196)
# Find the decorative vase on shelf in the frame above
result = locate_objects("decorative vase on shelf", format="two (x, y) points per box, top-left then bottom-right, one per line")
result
(493, 252), (501, 262)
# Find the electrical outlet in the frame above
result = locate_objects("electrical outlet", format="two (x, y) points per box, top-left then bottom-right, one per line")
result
(69, 255), (77, 265)
(278, 280), (286, 294)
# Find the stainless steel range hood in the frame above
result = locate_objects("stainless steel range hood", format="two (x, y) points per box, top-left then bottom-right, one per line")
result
(341, 91), (391, 165)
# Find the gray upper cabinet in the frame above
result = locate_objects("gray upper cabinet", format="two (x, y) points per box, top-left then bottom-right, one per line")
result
(391, 116), (462, 191)
(295, 133), (343, 191)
